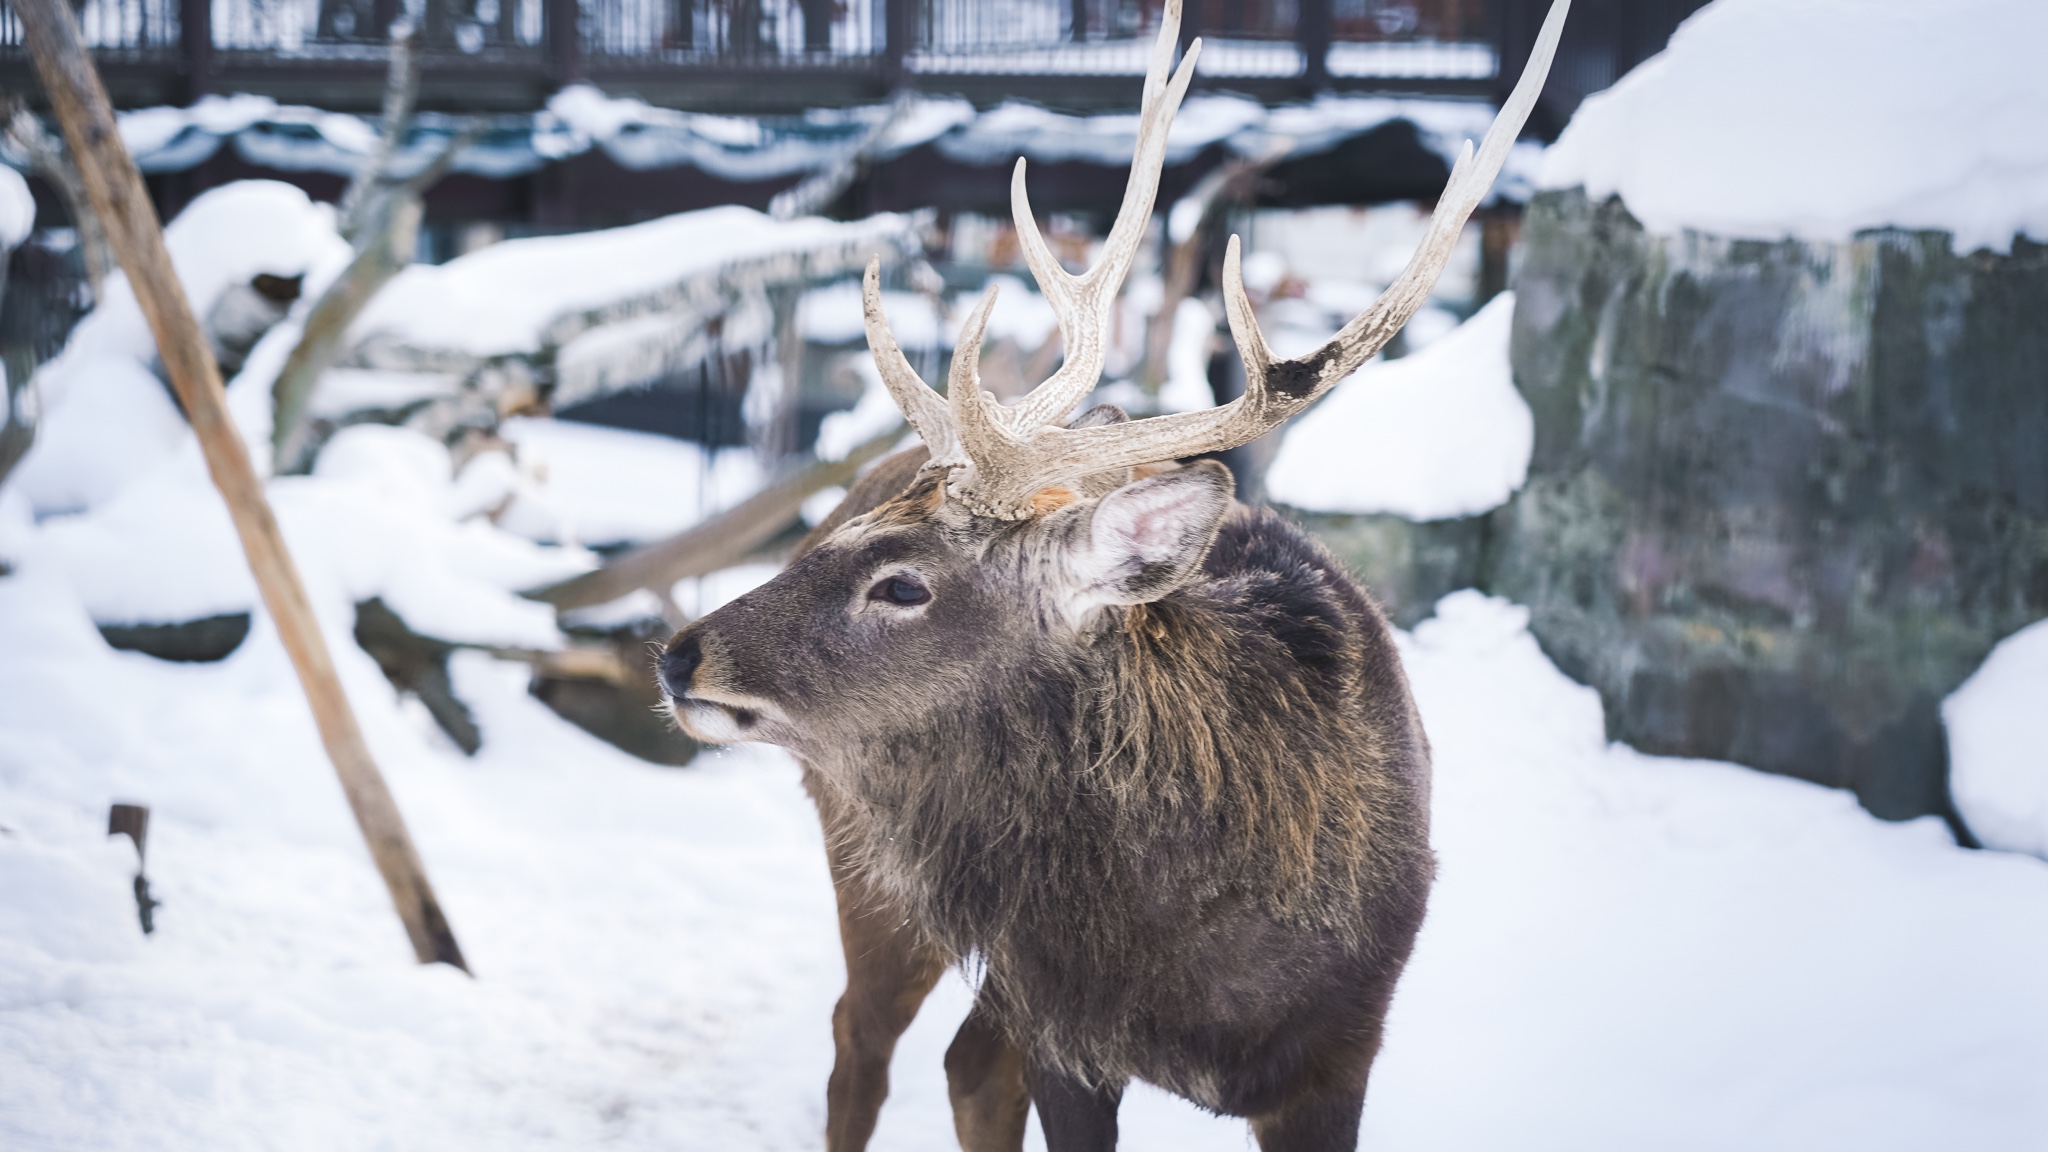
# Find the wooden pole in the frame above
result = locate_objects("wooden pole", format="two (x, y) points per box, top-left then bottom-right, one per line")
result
(16, 0), (468, 972)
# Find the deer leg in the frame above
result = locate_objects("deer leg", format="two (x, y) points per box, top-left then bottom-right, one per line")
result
(944, 996), (1029, 1152)
(1024, 1062), (1123, 1152)
(812, 772), (948, 1152)
(1247, 1076), (1370, 1152)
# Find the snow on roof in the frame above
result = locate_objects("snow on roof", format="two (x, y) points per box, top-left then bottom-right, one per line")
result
(1539, 0), (2048, 253)
(350, 206), (923, 362)
(76, 88), (1536, 197)
(1263, 292), (1530, 521)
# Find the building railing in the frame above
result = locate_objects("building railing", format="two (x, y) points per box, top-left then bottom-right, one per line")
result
(0, 0), (1708, 115)
(0, 0), (1515, 79)
(0, 0), (182, 56)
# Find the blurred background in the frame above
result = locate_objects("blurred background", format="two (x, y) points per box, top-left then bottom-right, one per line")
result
(0, 0), (2043, 1148)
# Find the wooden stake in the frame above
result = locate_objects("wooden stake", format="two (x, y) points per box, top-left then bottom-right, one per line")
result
(16, 0), (467, 972)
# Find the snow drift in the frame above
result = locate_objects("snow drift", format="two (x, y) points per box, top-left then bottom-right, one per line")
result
(1264, 292), (1530, 520)
(1947, 620), (2048, 860)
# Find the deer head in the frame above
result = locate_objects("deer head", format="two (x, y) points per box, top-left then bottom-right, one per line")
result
(661, 0), (1570, 757)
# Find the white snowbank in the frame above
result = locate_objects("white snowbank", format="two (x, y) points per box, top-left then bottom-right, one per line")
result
(800, 281), (937, 347)
(353, 206), (919, 360)
(1946, 619), (2048, 859)
(29, 425), (578, 648)
(496, 417), (765, 547)
(11, 182), (349, 517)
(1157, 296), (1219, 415)
(1540, 0), (2048, 252)
(3, 574), (2045, 1150)
(1265, 292), (1530, 520)
(0, 163), (34, 249)
(4, 180), (588, 648)
(815, 358), (907, 462)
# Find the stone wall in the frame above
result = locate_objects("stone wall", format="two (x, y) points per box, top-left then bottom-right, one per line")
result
(1483, 188), (2048, 826)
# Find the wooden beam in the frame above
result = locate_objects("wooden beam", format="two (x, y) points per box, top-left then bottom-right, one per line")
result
(14, 0), (469, 972)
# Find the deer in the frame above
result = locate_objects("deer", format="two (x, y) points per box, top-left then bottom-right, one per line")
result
(659, 1), (1568, 1147)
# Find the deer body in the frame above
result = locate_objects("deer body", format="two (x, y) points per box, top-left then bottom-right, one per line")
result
(671, 460), (1430, 1147)
(830, 491), (1431, 1104)
(660, 2), (1567, 1144)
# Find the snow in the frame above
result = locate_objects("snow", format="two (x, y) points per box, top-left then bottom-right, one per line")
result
(102, 89), (1542, 206)
(10, 182), (350, 517)
(4, 158), (2044, 1148)
(1265, 292), (1530, 520)
(496, 417), (765, 547)
(1157, 296), (1219, 414)
(1946, 619), (2048, 860)
(814, 358), (907, 462)
(0, 162), (34, 250)
(1539, 0), (2048, 253)
(7, 180), (586, 645)
(799, 281), (937, 348)
(352, 206), (919, 361)
(4, 551), (2047, 1149)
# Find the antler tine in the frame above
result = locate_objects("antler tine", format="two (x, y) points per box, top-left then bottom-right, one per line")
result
(934, 0), (1572, 520)
(1002, 0), (1201, 434)
(944, 282), (1044, 517)
(861, 256), (961, 467)
(1218, 0), (1571, 404)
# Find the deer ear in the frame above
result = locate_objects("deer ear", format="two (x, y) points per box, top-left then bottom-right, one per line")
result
(1070, 460), (1235, 607)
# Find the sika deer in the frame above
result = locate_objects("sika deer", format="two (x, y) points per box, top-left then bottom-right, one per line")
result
(661, 2), (1568, 1146)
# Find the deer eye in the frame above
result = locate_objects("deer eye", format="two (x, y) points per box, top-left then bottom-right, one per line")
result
(868, 574), (930, 607)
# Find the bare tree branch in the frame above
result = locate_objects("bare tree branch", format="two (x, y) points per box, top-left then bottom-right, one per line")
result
(270, 195), (421, 472)
(268, 20), (487, 469)
(338, 22), (420, 246)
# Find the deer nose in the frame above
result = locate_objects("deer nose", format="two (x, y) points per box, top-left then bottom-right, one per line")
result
(657, 634), (703, 699)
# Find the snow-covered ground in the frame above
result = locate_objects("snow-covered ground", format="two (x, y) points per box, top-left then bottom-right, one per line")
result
(5, 548), (2047, 1150)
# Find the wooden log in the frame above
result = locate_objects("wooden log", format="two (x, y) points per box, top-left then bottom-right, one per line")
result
(15, 0), (468, 971)
(527, 422), (905, 613)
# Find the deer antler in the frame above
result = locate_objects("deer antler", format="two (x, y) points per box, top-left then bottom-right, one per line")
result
(860, 0), (1199, 488)
(866, 0), (1571, 520)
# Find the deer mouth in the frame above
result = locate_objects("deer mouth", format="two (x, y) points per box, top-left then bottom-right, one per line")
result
(669, 692), (770, 745)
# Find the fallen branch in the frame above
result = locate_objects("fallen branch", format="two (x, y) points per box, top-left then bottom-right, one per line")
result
(16, 0), (468, 971)
(526, 422), (906, 613)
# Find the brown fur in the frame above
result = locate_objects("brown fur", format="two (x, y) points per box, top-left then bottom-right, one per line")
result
(663, 449), (1434, 1150)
